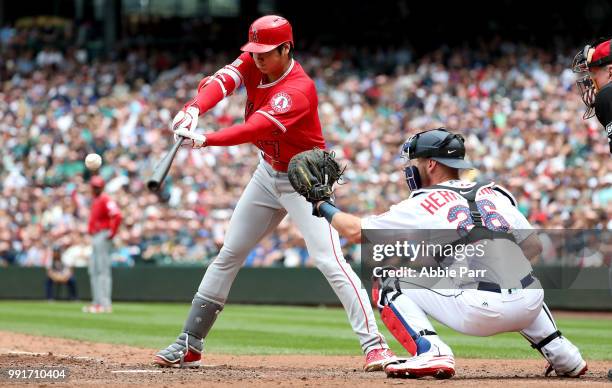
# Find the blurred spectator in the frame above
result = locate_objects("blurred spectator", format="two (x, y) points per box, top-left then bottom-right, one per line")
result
(0, 22), (610, 268)
(62, 229), (92, 268)
(0, 240), (16, 266)
(45, 248), (77, 301)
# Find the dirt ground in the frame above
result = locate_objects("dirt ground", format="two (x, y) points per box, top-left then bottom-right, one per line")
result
(0, 331), (609, 387)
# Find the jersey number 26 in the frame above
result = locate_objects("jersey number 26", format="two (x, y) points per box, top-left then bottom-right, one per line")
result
(447, 200), (510, 233)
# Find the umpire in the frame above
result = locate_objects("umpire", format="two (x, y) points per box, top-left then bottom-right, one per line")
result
(83, 176), (122, 313)
(572, 37), (612, 153)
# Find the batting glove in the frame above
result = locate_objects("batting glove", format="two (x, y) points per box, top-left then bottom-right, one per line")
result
(171, 105), (204, 148)
(174, 127), (207, 148)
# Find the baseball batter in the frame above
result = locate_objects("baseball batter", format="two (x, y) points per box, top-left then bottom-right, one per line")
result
(154, 15), (395, 370)
(292, 128), (588, 379)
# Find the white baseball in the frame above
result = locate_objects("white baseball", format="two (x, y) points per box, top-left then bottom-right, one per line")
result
(85, 153), (102, 170)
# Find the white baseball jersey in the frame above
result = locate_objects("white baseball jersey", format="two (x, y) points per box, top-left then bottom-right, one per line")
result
(363, 180), (535, 287)
(370, 180), (586, 375)
(362, 180), (532, 235)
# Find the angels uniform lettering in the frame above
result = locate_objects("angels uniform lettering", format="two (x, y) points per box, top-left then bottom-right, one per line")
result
(256, 140), (280, 159)
(245, 101), (255, 117)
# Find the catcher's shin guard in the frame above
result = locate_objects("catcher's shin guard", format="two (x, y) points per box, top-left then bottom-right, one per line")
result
(521, 305), (587, 377)
(381, 305), (418, 356)
(372, 274), (429, 356)
(525, 330), (587, 377)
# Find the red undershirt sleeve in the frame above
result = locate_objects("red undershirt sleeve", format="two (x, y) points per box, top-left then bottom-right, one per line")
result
(189, 80), (225, 113)
(187, 52), (254, 114)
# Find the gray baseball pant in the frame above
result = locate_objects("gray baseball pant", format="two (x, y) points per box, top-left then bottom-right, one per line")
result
(196, 160), (387, 353)
(90, 230), (113, 307)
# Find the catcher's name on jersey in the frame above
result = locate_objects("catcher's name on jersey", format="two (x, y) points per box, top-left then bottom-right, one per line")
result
(373, 266), (487, 279)
(418, 185), (495, 215)
(362, 180), (531, 233)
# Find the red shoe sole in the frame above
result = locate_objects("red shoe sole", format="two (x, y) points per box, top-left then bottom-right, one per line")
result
(153, 355), (201, 369)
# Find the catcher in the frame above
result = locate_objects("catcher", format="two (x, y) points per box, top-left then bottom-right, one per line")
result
(289, 129), (587, 379)
(572, 37), (612, 153)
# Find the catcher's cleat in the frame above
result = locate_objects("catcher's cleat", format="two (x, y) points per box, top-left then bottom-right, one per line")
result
(384, 344), (455, 379)
(545, 360), (588, 378)
(364, 348), (397, 372)
(153, 333), (202, 368)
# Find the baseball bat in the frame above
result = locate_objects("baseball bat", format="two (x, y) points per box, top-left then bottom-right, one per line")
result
(147, 137), (185, 192)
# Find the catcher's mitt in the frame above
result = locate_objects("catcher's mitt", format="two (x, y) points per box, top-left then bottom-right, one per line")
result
(288, 148), (344, 203)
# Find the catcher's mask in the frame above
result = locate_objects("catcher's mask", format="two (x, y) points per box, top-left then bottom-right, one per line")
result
(572, 38), (612, 119)
(400, 128), (472, 191)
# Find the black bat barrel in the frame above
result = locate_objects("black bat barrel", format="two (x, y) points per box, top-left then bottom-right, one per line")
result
(147, 137), (184, 192)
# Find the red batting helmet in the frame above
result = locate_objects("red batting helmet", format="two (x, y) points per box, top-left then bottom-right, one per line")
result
(240, 15), (293, 53)
(90, 175), (105, 188)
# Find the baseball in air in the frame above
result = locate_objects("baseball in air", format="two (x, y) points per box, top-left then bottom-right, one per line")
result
(85, 153), (102, 170)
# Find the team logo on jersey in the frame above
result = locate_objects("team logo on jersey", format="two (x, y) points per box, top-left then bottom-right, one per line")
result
(270, 92), (292, 114)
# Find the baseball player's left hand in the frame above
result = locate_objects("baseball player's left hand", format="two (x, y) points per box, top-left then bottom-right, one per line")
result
(171, 106), (206, 148)
(287, 148), (344, 216)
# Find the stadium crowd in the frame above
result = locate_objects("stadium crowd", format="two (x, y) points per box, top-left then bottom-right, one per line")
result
(0, 23), (610, 269)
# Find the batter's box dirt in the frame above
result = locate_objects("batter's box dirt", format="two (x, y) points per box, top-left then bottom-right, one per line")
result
(0, 332), (609, 387)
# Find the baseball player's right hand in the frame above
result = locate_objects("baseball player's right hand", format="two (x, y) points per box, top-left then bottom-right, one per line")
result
(171, 105), (204, 148)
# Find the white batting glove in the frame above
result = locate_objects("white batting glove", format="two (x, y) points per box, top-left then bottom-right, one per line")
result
(171, 106), (203, 147)
(173, 127), (207, 148)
